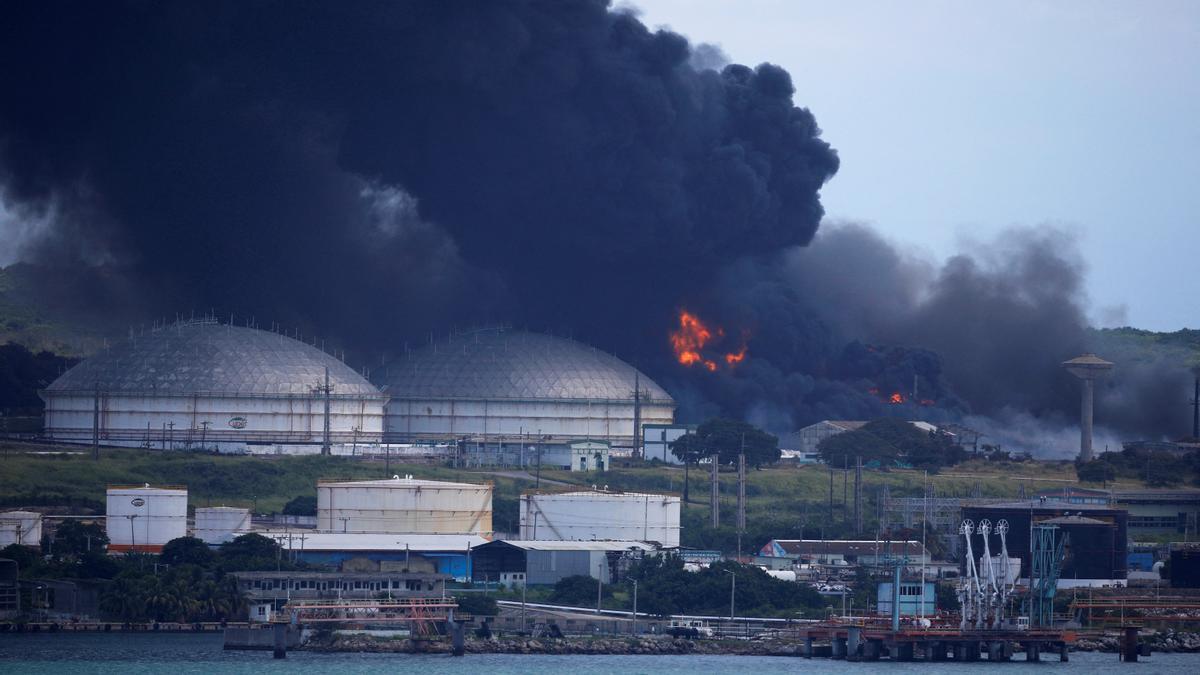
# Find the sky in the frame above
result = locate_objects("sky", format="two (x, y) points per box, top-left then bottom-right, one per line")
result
(633, 0), (1200, 331)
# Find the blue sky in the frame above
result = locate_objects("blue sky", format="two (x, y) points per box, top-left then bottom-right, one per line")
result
(634, 0), (1200, 331)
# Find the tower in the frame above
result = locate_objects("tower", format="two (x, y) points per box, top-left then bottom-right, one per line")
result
(1062, 353), (1114, 462)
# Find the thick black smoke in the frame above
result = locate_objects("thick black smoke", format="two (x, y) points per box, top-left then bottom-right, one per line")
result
(0, 0), (837, 360)
(672, 223), (1190, 453)
(1, 2), (1186, 452)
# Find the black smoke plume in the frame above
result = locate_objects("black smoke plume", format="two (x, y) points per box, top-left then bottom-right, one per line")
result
(0, 0), (836, 358)
(0, 2), (1187, 453)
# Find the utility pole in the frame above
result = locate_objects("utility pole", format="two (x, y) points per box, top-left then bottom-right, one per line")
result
(843, 455), (848, 509)
(828, 466), (834, 523)
(710, 452), (720, 529)
(632, 371), (642, 460)
(536, 430), (542, 489)
(321, 367), (332, 455)
(92, 383), (101, 461)
(1192, 370), (1200, 439)
(854, 456), (863, 536)
(737, 447), (746, 561)
(596, 562), (604, 614)
(631, 579), (638, 635)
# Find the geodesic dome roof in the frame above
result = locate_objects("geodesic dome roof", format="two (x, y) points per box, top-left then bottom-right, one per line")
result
(47, 320), (382, 397)
(378, 328), (673, 403)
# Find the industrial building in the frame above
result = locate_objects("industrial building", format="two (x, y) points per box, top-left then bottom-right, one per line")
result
(234, 570), (447, 622)
(641, 423), (695, 464)
(41, 318), (387, 452)
(193, 506), (251, 544)
(261, 532), (488, 579)
(759, 539), (930, 567)
(316, 476), (493, 536)
(519, 490), (681, 547)
(0, 511), (42, 547)
(470, 539), (655, 587)
(376, 328), (675, 452)
(106, 484), (188, 554)
(961, 501), (1128, 587)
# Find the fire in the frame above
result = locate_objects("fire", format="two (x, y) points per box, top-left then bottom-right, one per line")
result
(889, 392), (905, 404)
(725, 343), (747, 366)
(671, 311), (717, 370)
(670, 310), (748, 372)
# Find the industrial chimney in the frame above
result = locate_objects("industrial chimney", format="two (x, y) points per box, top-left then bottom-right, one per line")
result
(1062, 353), (1114, 462)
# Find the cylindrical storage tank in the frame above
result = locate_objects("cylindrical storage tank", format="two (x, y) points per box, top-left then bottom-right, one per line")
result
(0, 511), (43, 547)
(193, 506), (251, 544)
(106, 485), (188, 553)
(519, 491), (681, 547)
(317, 476), (493, 535)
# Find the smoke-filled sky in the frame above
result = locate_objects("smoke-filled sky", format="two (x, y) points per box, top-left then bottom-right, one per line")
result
(0, 1), (1193, 453)
(634, 0), (1200, 333)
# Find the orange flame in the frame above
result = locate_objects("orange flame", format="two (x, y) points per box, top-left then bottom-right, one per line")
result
(889, 392), (905, 404)
(725, 344), (747, 366)
(671, 311), (715, 369)
(670, 310), (748, 372)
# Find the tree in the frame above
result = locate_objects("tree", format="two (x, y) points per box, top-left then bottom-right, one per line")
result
(282, 495), (317, 516)
(161, 536), (215, 567)
(818, 418), (964, 472)
(454, 594), (499, 616)
(219, 533), (289, 571)
(51, 520), (108, 557)
(1076, 459), (1116, 484)
(673, 418), (780, 468)
(549, 575), (611, 606)
(0, 543), (37, 570)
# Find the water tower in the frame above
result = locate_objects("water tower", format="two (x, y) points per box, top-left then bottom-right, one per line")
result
(1062, 353), (1114, 461)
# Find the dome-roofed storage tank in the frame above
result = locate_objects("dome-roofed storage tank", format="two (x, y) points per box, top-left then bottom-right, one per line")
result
(40, 318), (388, 452)
(0, 511), (43, 547)
(193, 506), (251, 544)
(317, 476), (493, 536)
(106, 484), (188, 553)
(376, 328), (675, 449)
(519, 490), (681, 547)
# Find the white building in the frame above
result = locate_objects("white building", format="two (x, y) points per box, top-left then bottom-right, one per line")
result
(376, 328), (675, 451)
(0, 511), (42, 547)
(41, 318), (387, 452)
(519, 490), (680, 547)
(541, 440), (609, 472)
(317, 476), (493, 536)
(641, 423), (696, 464)
(106, 484), (188, 554)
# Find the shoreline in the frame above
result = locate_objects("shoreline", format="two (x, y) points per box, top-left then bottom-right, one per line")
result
(304, 631), (1200, 656)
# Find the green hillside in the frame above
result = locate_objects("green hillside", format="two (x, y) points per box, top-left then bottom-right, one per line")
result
(0, 443), (1153, 552)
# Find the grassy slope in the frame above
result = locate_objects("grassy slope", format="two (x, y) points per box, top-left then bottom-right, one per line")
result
(0, 443), (1150, 549)
(0, 445), (531, 519)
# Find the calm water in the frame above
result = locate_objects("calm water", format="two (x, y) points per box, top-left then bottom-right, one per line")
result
(1, 633), (1198, 674)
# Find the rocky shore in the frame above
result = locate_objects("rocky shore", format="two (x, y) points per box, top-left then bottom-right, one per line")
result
(1075, 629), (1200, 653)
(306, 630), (1200, 656)
(304, 634), (805, 656)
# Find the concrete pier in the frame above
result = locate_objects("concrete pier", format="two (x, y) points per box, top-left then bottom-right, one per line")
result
(272, 622), (287, 659)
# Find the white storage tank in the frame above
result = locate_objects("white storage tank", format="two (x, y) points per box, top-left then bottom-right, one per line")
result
(317, 476), (493, 536)
(0, 511), (43, 547)
(193, 506), (251, 544)
(106, 484), (188, 553)
(519, 491), (680, 547)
